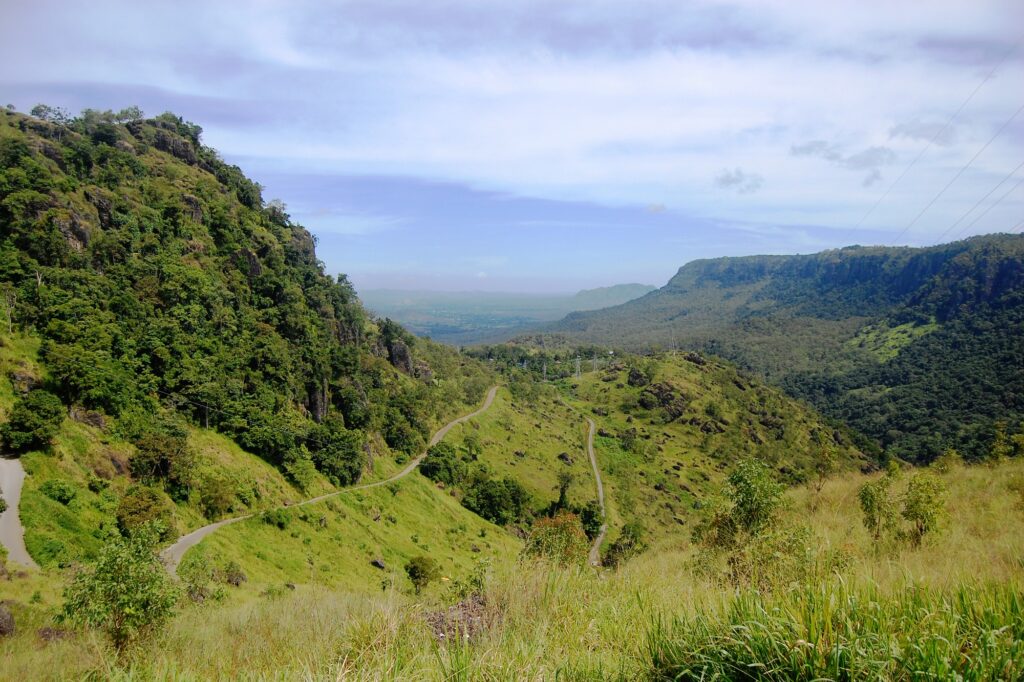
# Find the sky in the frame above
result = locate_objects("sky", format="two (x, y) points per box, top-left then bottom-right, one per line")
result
(1, 1), (1023, 293)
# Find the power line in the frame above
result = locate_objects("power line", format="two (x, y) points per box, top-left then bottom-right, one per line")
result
(888, 101), (1024, 246)
(839, 50), (1012, 245)
(951, 174), (1024, 240)
(934, 159), (1024, 243)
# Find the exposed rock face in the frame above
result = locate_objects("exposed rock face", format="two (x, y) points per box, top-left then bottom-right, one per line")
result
(182, 194), (203, 223)
(639, 382), (690, 421)
(628, 366), (650, 387)
(371, 558), (386, 570)
(387, 339), (414, 375)
(154, 130), (197, 164)
(234, 248), (263, 278)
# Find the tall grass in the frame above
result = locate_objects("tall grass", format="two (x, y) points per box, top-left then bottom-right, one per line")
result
(3, 460), (1022, 680)
(648, 580), (1023, 680)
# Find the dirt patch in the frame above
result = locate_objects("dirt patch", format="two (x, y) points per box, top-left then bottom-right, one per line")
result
(425, 594), (495, 642)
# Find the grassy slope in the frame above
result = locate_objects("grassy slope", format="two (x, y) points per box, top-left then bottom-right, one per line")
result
(440, 386), (595, 511)
(198, 471), (521, 592)
(444, 356), (865, 554)
(3, 458), (1019, 679)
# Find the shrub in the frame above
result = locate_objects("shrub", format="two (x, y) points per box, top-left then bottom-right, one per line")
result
(726, 459), (784, 534)
(0, 389), (65, 451)
(405, 555), (440, 595)
(261, 508), (292, 530)
(578, 499), (604, 539)
(0, 495), (6, 514)
(902, 472), (946, 545)
(60, 522), (179, 652)
(116, 485), (173, 541)
(283, 447), (317, 492)
(462, 474), (531, 526)
(129, 432), (195, 500)
(604, 521), (647, 568)
(178, 550), (225, 604)
(523, 512), (589, 565)
(222, 560), (247, 587)
(198, 473), (236, 519)
(40, 479), (77, 505)
(419, 441), (466, 487)
(858, 476), (897, 542)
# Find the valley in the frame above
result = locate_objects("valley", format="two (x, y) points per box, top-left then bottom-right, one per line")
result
(0, 105), (1020, 680)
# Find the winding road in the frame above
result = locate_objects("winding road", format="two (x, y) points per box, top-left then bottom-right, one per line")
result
(160, 386), (499, 574)
(584, 418), (608, 566)
(0, 456), (37, 568)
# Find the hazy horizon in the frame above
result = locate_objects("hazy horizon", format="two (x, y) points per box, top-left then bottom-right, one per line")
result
(3, 1), (1022, 293)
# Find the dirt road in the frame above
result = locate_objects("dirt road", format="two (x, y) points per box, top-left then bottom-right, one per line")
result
(161, 386), (499, 574)
(584, 417), (608, 566)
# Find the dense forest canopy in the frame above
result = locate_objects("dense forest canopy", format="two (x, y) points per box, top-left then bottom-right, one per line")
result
(0, 105), (492, 482)
(543, 236), (1024, 463)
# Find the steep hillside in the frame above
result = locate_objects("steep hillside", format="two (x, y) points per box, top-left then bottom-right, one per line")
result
(0, 107), (496, 569)
(544, 236), (1024, 462)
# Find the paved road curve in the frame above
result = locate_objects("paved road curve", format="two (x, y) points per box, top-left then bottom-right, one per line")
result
(0, 456), (38, 568)
(585, 417), (608, 566)
(160, 386), (499, 574)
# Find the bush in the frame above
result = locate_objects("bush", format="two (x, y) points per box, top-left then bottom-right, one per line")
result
(405, 555), (440, 595)
(116, 485), (173, 540)
(419, 442), (466, 487)
(858, 476), (897, 542)
(261, 508), (292, 530)
(283, 447), (317, 492)
(902, 472), (946, 545)
(0, 389), (65, 451)
(523, 512), (589, 565)
(130, 432), (195, 500)
(462, 474), (531, 526)
(726, 459), (784, 534)
(60, 522), (179, 652)
(40, 479), (77, 505)
(604, 521), (647, 568)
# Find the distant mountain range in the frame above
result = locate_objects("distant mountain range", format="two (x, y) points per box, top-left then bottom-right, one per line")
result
(360, 283), (655, 345)
(541, 234), (1024, 463)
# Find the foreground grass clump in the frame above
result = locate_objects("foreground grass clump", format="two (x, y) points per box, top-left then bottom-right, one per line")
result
(649, 580), (1023, 680)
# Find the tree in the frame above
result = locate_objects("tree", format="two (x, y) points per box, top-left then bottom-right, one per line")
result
(554, 471), (574, 512)
(404, 555), (440, 595)
(902, 473), (946, 546)
(726, 459), (784, 534)
(0, 389), (65, 452)
(310, 428), (365, 486)
(116, 485), (173, 540)
(858, 476), (896, 542)
(60, 523), (179, 652)
(419, 441), (466, 487)
(129, 432), (195, 499)
(463, 432), (482, 461)
(578, 499), (603, 539)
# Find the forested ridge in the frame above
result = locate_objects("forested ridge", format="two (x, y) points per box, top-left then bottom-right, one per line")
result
(545, 236), (1024, 462)
(0, 106), (492, 485)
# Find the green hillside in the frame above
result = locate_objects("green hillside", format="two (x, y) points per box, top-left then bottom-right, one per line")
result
(544, 236), (1024, 463)
(0, 107), (508, 574)
(440, 352), (866, 556)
